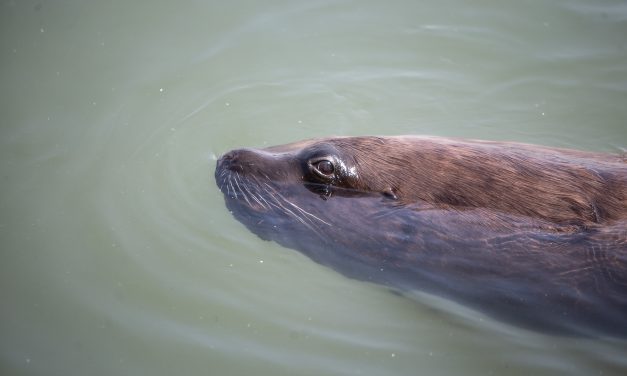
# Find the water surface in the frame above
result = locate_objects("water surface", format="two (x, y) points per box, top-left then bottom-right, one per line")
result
(2, 1), (627, 375)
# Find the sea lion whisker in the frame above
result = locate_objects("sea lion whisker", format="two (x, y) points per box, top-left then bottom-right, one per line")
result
(224, 177), (232, 197)
(257, 184), (324, 232)
(252, 190), (272, 208)
(243, 184), (267, 209)
(220, 170), (229, 184)
(283, 199), (332, 226)
(557, 266), (595, 276)
(258, 182), (330, 225)
(261, 182), (285, 199)
(270, 195), (314, 227)
(372, 205), (407, 220)
(243, 178), (266, 209)
(233, 174), (253, 207)
(266, 199), (323, 237)
(226, 179), (232, 197)
(233, 172), (245, 196)
(228, 180), (238, 199)
(261, 183), (310, 217)
(250, 193), (268, 209)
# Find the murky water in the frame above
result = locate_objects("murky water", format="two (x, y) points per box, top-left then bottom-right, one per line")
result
(1, 0), (626, 375)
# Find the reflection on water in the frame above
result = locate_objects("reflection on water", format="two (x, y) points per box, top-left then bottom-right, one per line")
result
(1, 0), (626, 375)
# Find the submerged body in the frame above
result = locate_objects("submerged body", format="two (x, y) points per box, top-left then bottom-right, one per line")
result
(215, 136), (627, 337)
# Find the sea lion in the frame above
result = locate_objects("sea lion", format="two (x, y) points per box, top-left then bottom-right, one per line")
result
(214, 136), (627, 337)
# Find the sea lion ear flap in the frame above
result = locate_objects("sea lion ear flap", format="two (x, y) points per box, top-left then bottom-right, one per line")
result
(382, 187), (398, 200)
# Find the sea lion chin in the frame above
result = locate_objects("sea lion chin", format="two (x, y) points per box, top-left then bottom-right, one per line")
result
(215, 135), (627, 337)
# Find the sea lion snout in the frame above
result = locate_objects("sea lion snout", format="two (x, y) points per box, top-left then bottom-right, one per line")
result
(217, 149), (257, 173)
(217, 148), (270, 174)
(216, 148), (298, 182)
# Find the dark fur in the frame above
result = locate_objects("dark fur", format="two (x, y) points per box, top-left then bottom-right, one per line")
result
(215, 136), (627, 337)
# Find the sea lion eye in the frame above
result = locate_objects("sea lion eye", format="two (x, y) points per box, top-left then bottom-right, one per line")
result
(314, 160), (335, 176)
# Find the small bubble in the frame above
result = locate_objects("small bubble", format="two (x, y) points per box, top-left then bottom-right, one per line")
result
(40, 28), (44, 33)
(159, 88), (164, 93)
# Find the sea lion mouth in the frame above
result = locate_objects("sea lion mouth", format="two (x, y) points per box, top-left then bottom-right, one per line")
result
(215, 165), (271, 212)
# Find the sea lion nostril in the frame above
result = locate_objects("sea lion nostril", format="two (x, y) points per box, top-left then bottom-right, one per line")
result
(220, 150), (238, 162)
(217, 150), (245, 172)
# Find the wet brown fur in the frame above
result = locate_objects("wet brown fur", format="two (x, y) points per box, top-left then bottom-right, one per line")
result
(322, 136), (627, 226)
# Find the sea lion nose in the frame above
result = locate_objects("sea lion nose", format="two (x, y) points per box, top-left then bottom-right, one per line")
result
(217, 148), (259, 173)
(219, 150), (236, 164)
(217, 150), (240, 172)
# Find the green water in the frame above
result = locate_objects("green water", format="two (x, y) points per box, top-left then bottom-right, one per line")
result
(1, 0), (626, 375)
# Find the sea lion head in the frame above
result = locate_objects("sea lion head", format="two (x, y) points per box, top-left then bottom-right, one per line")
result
(215, 136), (404, 205)
(215, 136), (426, 287)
